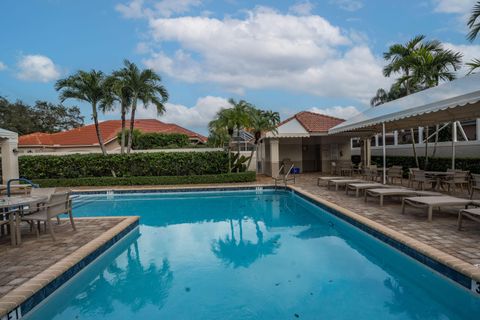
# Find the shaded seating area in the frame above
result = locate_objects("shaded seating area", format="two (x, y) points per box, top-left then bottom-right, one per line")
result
(0, 188), (76, 245)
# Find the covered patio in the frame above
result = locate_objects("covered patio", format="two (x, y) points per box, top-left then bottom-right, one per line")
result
(0, 128), (19, 184)
(329, 73), (480, 183)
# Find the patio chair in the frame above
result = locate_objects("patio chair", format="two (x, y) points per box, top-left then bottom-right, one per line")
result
(387, 166), (403, 185)
(457, 207), (480, 230)
(401, 195), (473, 221)
(0, 211), (16, 246)
(470, 174), (480, 199)
(441, 171), (470, 193)
(22, 191), (76, 241)
(407, 168), (419, 188)
(411, 170), (435, 190)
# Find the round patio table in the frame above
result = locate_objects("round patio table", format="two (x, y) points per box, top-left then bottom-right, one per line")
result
(0, 195), (48, 246)
(425, 171), (454, 191)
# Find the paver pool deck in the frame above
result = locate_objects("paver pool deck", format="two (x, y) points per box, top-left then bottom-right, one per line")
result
(0, 173), (479, 316)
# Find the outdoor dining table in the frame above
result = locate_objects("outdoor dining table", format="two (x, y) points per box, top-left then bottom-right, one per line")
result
(0, 195), (48, 246)
(425, 171), (454, 191)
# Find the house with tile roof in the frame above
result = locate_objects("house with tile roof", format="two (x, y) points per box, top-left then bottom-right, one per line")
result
(258, 111), (351, 176)
(18, 119), (207, 154)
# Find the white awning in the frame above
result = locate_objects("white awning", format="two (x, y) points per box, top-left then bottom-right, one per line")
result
(0, 128), (18, 140)
(329, 73), (480, 135)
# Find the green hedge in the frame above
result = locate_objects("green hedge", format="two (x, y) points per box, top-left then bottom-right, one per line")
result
(371, 156), (480, 175)
(119, 131), (191, 149)
(19, 151), (229, 179)
(32, 172), (256, 187)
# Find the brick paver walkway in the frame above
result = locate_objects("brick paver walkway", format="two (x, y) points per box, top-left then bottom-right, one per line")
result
(293, 173), (480, 266)
(0, 218), (125, 299)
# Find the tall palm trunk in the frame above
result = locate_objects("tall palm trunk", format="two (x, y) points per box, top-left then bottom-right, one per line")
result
(405, 81), (420, 168)
(432, 124), (439, 158)
(120, 102), (127, 155)
(246, 144), (256, 171)
(92, 102), (107, 156)
(236, 128), (241, 173)
(92, 102), (116, 177)
(127, 99), (137, 154)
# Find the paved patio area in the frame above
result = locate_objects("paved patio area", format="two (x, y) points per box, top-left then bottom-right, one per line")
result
(0, 217), (126, 299)
(292, 173), (480, 267)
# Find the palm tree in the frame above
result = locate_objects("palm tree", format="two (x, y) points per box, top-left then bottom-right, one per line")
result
(55, 70), (108, 155)
(227, 99), (252, 157)
(467, 58), (480, 74)
(246, 108), (280, 169)
(101, 75), (132, 154)
(382, 35), (427, 168)
(115, 60), (169, 153)
(467, 1), (480, 41)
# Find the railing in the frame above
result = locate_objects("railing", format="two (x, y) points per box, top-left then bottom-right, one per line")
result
(6, 178), (39, 197)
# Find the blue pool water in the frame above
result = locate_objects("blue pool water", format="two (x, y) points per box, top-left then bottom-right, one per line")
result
(25, 190), (480, 320)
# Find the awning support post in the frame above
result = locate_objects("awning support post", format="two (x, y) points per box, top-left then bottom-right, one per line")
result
(382, 122), (386, 185)
(452, 121), (457, 169)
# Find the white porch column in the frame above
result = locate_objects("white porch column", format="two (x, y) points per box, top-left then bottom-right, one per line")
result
(361, 137), (371, 167)
(393, 130), (398, 146)
(1, 138), (19, 184)
(476, 118), (480, 141)
(270, 138), (280, 177)
(418, 127), (424, 145)
(452, 122), (457, 169)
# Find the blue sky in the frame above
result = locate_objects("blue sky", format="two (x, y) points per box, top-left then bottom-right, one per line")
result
(1, 0), (479, 134)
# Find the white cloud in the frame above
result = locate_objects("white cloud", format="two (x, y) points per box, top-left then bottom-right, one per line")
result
(142, 7), (388, 103)
(116, 0), (202, 18)
(444, 42), (480, 73)
(289, 1), (315, 16)
(433, 0), (476, 14)
(0, 61), (6, 71)
(309, 106), (361, 119)
(136, 96), (230, 133)
(16, 54), (61, 82)
(330, 0), (364, 11)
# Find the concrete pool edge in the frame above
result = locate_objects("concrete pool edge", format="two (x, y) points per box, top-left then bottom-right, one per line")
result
(0, 216), (139, 319)
(288, 185), (480, 295)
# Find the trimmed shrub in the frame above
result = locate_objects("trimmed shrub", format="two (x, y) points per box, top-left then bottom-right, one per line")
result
(32, 172), (256, 187)
(19, 151), (229, 179)
(371, 156), (480, 175)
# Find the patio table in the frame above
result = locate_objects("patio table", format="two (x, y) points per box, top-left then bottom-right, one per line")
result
(424, 171), (454, 191)
(0, 184), (32, 195)
(0, 195), (48, 245)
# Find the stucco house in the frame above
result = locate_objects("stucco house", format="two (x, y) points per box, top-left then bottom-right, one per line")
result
(257, 111), (352, 176)
(18, 119), (207, 154)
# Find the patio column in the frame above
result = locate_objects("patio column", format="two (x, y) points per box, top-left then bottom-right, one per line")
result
(382, 122), (386, 185)
(452, 121), (457, 169)
(476, 118), (480, 141)
(393, 130), (398, 146)
(360, 137), (371, 167)
(270, 138), (280, 176)
(1, 137), (19, 184)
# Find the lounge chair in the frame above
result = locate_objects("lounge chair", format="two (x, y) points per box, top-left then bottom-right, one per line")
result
(470, 173), (480, 199)
(457, 207), (480, 230)
(22, 191), (76, 241)
(401, 196), (473, 222)
(365, 188), (440, 206)
(273, 164), (296, 187)
(317, 176), (350, 186)
(346, 182), (396, 198)
(327, 179), (363, 191)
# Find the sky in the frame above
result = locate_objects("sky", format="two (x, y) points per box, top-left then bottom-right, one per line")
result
(1, 0), (480, 135)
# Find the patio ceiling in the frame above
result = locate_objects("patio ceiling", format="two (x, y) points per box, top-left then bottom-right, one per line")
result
(329, 73), (480, 135)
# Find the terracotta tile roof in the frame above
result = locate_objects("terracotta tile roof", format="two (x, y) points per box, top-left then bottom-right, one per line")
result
(278, 111), (344, 133)
(19, 119), (207, 146)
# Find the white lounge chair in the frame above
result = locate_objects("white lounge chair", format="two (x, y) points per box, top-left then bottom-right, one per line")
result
(317, 176), (351, 186)
(327, 179), (363, 191)
(23, 191), (76, 241)
(365, 188), (440, 206)
(401, 196), (473, 222)
(457, 207), (480, 230)
(346, 182), (396, 198)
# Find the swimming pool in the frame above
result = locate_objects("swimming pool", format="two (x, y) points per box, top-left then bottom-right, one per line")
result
(25, 189), (480, 319)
